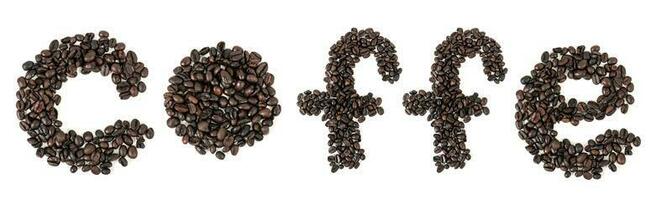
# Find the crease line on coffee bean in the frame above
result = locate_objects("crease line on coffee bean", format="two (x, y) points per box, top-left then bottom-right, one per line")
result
(403, 28), (507, 173)
(297, 28), (402, 173)
(16, 31), (154, 175)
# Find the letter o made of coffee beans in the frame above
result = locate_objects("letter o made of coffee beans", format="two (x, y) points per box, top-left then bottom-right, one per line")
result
(164, 42), (281, 160)
(297, 28), (402, 173)
(403, 28), (507, 173)
(515, 45), (639, 180)
(16, 31), (154, 175)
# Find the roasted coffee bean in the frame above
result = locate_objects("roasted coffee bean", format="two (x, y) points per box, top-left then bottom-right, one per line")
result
(403, 28), (506, 172)
(167, 117), (180, 128)
(91, 166), (101, 175)
(127, 146), (138, 159)
(259, 108), (272, 118)
(47, 156), (60, 166)
(297, 28), (401, 172)
(215, 151), (226, 160)
(197, 121), (209, 132)
(119, 157), (128, 167)
(101, 168), (111, 175)
(515, 45), (639, 180)
(616, 153), (626, 165)
(16, 31), (153, 174)
(22, 61), (34, 70)
(84, 144), (96, 155)
(165, 42), (280, 160)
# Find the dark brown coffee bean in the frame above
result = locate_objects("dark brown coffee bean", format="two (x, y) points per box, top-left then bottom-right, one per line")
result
(101, 168), (111, 175)
(180, 57), (191, 66)
(616, 153), (626, 165)
(127, 146), (138, 159)
(231, 145), (239, 156)
(115, 43), (125, 51)
(99, 30), (109, 38)
(22, 61), (35, 70)
(83, 144), (95, 154)
(47, 156), (60, 166)
(84, 50), (96, 62)
(216, 127), (228, 140)
(119, 157), (128, 167)
(215, 151), (226, 160)
(246, 74), (258, 83)
(197, 121), (209, 132)
(91, 166), (101, 175)
(223, 136), (234, 148)
(259, 108), (272, 118)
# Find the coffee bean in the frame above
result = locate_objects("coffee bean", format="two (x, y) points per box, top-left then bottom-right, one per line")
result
(246, 74), (258, 83)
(616, 153), (626, 165)
(19, 121), (30, 131)
(197, 121), (209, 132)
(91, 166), (101, 175)
(167, 117), (180, 128)
(84, 50), (96, 62)
(127, 146), (138, 159)
(165, 43), (280, 160)
(403, 28), (506, 172)
(515, 45), (639, 180)
(16, 31), (153, 174)
(99, 31), (109, 38)
(115, 43), (125, 51)
(101, 168), (111, 175)
(118, 157), (128, 167)
(297, 28), (401, 172)
(216, 127), (228, 140)
(47, 156), (60, 166)
(22, 61), (34, 70)
(249, 52), (261, 64)
(224, 136), (235, 148)
(259, 108), (272, 118)
(83, 131), (93, 142)
(169, 76), (183, 84)
(84, 144), (96, 154)
(231, 145), (239, 156)
(180, 57), (191, 66)
(215, 151), (226, 160)
(119, 146), (128, 157)
(633, 137), (641, 147)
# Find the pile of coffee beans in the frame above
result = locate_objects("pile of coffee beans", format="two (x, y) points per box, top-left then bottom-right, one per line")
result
(297, 28), (401, 172)
(16, 31), (153, 174)
(164, 42), (280, 160)
(515, 45), (639, 180)
(403, 28), (506, 172)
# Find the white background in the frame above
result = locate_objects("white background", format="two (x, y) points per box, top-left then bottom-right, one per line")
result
(1, 0), (670, 199)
